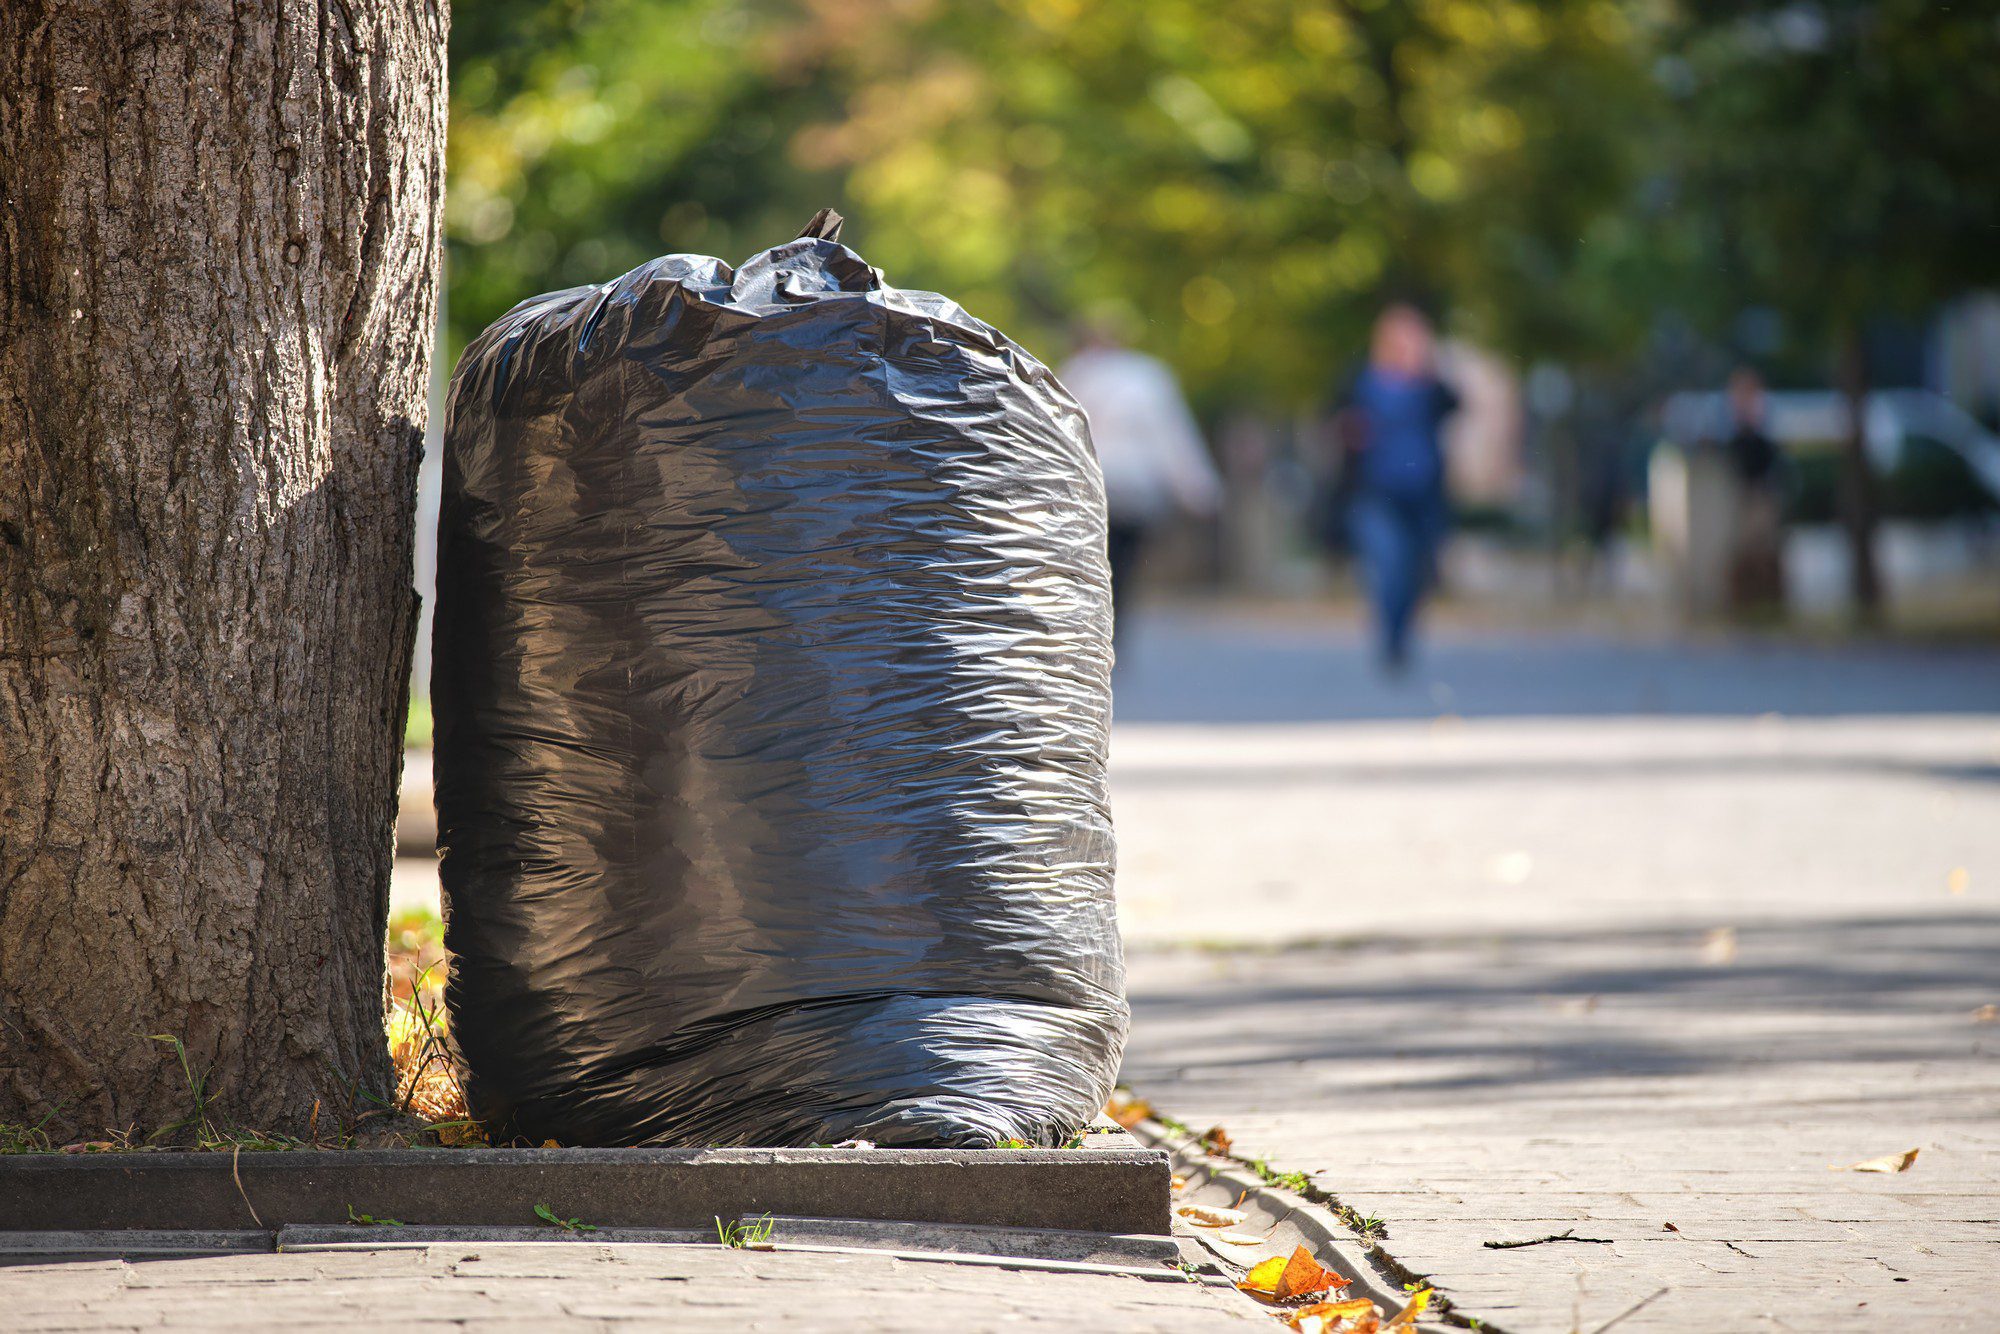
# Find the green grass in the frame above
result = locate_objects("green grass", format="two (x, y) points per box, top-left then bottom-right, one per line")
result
(146, 1034), (305, 1152)
(0, 1118), (54, 1154)
(535, 1202), (598, 1233)
(714, 1214), (775, 1248)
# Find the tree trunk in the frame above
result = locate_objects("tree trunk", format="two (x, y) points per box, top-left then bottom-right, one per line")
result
(0, 2), (446, 1143)
(1834, 326), (1884, 621)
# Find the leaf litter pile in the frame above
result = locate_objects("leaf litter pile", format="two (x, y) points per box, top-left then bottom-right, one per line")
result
(386, 907), (480, 1143)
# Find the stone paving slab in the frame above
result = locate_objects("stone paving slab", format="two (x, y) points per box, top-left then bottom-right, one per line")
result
(0, 1243), (1269, 1332)
(1106, 652), (2000, 1334)
(1121, 920), (2000, 1332)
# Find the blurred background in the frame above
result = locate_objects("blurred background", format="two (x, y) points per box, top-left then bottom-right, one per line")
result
(411, 0), (2000, 704)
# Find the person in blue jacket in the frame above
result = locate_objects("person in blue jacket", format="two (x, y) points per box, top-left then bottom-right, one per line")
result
(1337, 304), (1460, 675)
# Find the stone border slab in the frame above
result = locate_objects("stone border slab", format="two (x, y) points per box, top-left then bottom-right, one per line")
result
(0, 1146), (1170, 1236)
(1135, 1120), (1431, 1319)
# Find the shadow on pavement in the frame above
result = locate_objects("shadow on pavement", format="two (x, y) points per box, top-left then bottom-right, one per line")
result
(1121, 913), (2000, 1099)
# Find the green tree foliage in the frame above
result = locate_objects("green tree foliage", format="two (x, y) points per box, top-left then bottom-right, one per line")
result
(1661, 0), (2000, 338)
(447, 0), (840, 361)
(446, 0), (1996, 418)
(447, 0), (1656, 402)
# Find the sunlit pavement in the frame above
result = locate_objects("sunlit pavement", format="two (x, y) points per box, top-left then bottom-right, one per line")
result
(1112, 604), (2000, 1332)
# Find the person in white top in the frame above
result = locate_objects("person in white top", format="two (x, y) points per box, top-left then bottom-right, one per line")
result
(1060, 326), (1222, 649)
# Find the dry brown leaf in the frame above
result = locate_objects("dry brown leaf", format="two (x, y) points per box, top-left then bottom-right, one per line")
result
(1202, 1124), (1234, 1156)
(1179, 1204), (1250, 1228)
(60, 1141), (116, 1154)
(1840, 1148), (1919, 1173)
(1105, 1093), (1152, 1130)
(1386, 1287), (1433, 1326)
(1285, 1299), (1378, 1332)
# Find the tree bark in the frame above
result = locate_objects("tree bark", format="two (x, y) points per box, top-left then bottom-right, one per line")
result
(1834, 326), (1884, 621)
(0, 2), (446, 1142)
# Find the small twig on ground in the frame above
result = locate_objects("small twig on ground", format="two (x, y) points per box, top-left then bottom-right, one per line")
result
(1482, 1228), (1613, 1250)
(1589, 1287), (1669, 1333)
(231, 1144), (264, 1229)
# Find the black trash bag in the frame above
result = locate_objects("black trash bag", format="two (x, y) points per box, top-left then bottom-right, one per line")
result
(433, 214), (1125, 1148)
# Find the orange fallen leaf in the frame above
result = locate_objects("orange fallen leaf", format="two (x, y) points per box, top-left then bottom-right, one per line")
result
(1105, 1093), (1152, 1129)
(1386, 1287), (1433, 1325)
(1237, 1245), (1350, 1301)
(1840, 1148), (1919, 1173)
(1179, 1204), (1249, 1228)
(1202, 1124), (1234, 1156)
(541, 1139), (561, 1149)
(1286, 1299), (1378, 1332)
(1972, 1004), (1998, 1024)
(1170, 1173), (1189, 1191)
(1278, 1245), (1349, 1300)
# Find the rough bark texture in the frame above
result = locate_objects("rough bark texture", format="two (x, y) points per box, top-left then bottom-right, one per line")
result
(0, 2), (447, 1141)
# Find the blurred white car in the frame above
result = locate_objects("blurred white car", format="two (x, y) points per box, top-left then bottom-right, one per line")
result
(1660, 388), (2000, 504)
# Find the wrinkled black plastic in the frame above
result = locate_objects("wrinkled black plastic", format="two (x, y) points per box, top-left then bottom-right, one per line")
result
(433, 230), (1125, 1148)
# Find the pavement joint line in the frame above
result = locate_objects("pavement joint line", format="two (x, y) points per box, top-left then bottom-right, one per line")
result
(1127, 1112), (1504, 1333)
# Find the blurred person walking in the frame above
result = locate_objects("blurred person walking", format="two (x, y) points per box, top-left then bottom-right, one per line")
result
(1337, 303), (1461, 674)
(1722, 366), (1787, 614)
(1062, 325), (1221, 652)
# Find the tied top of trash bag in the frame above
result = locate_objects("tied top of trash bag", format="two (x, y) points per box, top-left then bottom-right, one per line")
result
(435, 213), (1127, 1151)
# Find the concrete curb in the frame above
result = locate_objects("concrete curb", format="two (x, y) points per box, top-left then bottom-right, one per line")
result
(1134, 1119), (1464, 1327)
(0, 1145), (1170, 1236)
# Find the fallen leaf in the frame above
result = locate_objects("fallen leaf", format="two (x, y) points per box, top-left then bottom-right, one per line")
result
(1700, 927), (1738, 965)
(1170, 1173), (1189, 1191)
(1237, 1245), (1349, 1301)
(1179, 1204), (1250, 1228)
(1947, 867), (1970, 895)
(1972, 1004), (1998, 1024)
(1105, 1093), (1152, 1129)
(1237, 1255), (1288, 1295)
(541, 1139), (561, 1149)
(60, 1141), (116, 1154)
(1216, 1229), (1272, 1246)
(1662, 1221), (1679, 1232)
(1275, 1245), (1351, 1300)
(1840, 1148), (1919, 1174)
(1202, 1124), (1234, 1156)
(1386, 1287), (1433, 1326)
(1286, 1299), (1378, 1332)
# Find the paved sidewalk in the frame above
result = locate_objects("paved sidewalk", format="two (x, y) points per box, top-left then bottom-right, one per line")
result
(1111, 612), (2000, 1332)
(0, 1243), (1268, 1332)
